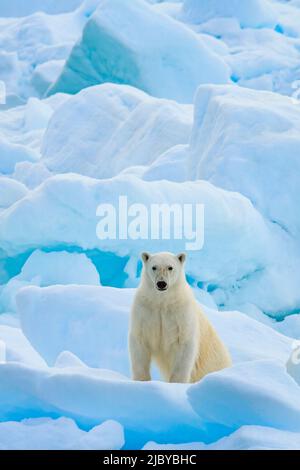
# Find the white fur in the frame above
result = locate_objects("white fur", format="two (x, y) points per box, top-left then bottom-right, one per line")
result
(129, 252), (231, 383)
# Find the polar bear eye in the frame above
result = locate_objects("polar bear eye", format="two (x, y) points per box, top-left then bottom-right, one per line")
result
(152, 266), (157, 271)
(168, 266), (173, 271)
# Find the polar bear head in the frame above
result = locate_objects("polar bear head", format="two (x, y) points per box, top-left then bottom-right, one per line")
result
(141, 251), (186, 292)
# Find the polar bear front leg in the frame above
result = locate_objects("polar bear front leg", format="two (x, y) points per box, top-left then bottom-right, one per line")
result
(129, 334), (151, 381)
(169, 342), (196, 383)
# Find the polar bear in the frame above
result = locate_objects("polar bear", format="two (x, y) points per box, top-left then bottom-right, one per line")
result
(129, 252), (231, 383)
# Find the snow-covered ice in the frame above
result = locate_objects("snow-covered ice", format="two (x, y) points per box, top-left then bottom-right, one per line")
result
(18, 285), (131, 370)
(0, 250), (100, 313)
(42, 84), (193, 177)
(182, 0), (278, 29)
(0, 177), (28, 209)
(144, 425), (300, 450)
(0, 417), (124, 450)
(50, 0), (230, 102)
(0, 173), (283, 314)
(0, 0), (300, 451)
(188, 84), (300, 237)
(15, 285), (293, 371)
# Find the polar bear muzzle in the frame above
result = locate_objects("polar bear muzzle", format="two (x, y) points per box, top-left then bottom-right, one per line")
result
(156, 280), (168, 291)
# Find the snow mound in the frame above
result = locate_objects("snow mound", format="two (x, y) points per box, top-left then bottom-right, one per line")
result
(31, 60), (65, 97)
(0, 6), (93, 100)
(13, 162), (52, 189)
(19, 250), (100, 286)
(188, 84), (300, 237)
(0, 94), (68, 176)
(0, 353), (299, 448)
(0, 361), (197, 447)
(0, 324), (46, 368)
(42, 83), (193, 177)
(205, 307), (291, 365)
(18, 285), (132, 370)
(144, 425), (300, 450)
(0, 177), (28, 209)
(0, 173), (284, 313)
(0, 250), (100, 314)
(0, 138), (38, 175)
(143, 145), (189, 183)
(0, 417), (124, 450)
(275, 314), (300, 339)
(49, 0), (230, 103)
(182, 0), (278, 28)
(188, 360), (300, 443)
(187, 4), (300, 96)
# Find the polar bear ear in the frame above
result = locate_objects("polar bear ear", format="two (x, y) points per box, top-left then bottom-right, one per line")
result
(141, 252), (151, 263)
(177, 253), (186, 264)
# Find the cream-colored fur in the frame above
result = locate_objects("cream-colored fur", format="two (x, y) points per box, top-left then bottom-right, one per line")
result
(129, 252), (231, 383)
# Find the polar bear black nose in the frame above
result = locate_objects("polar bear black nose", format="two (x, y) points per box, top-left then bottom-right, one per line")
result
(157, 281), (167, 290)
